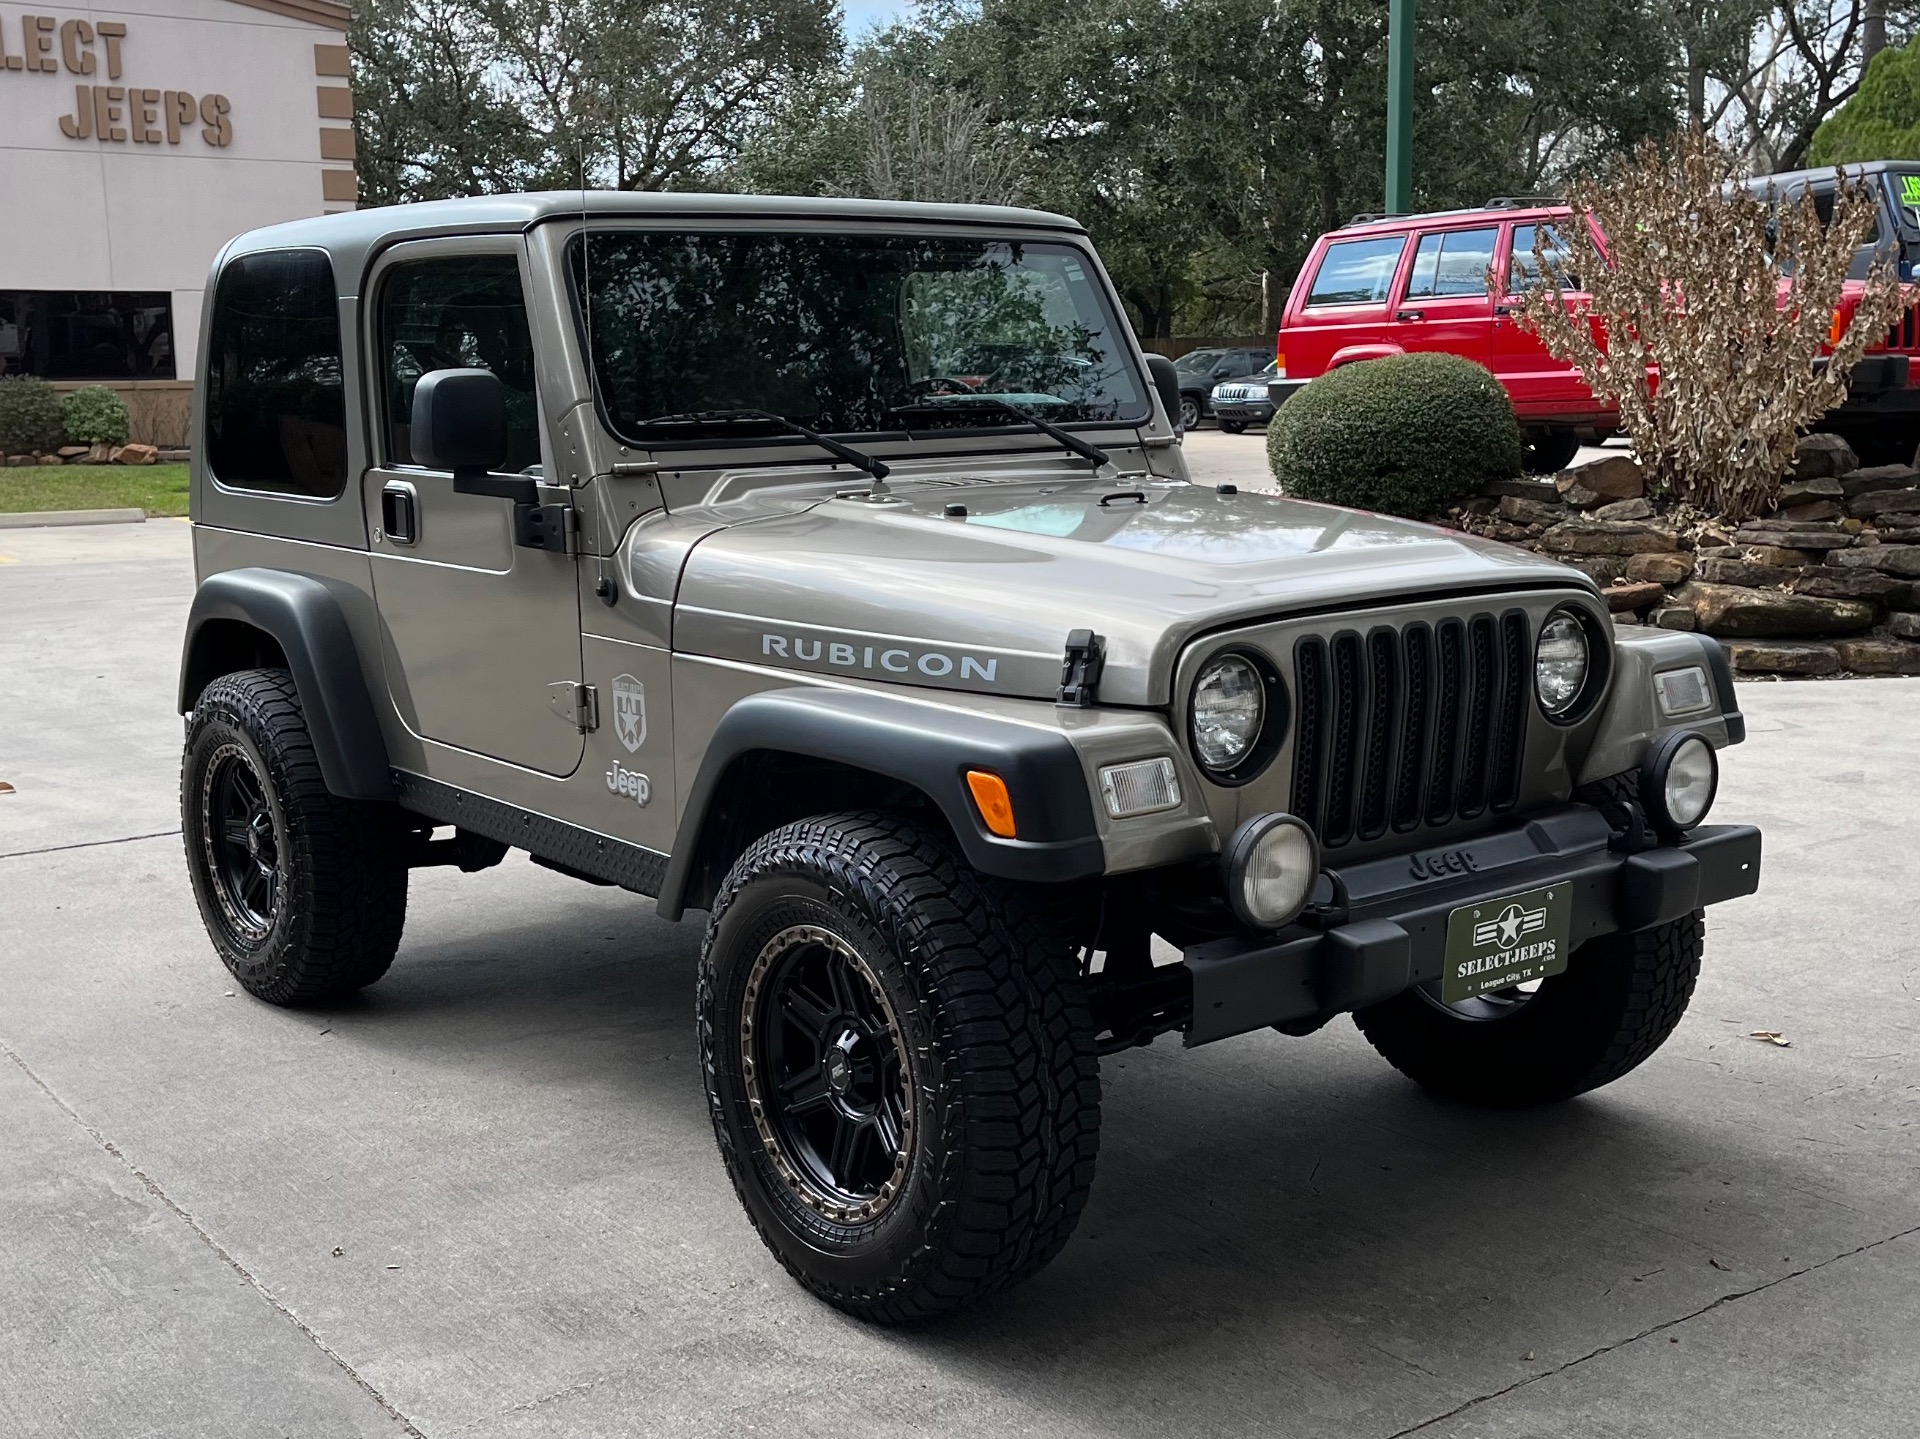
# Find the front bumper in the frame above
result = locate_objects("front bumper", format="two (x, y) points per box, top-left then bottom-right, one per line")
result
(1213, 400), (1275, 423)
(1831, 354), (1920, 417)
(1181, 805), (1761, 1046)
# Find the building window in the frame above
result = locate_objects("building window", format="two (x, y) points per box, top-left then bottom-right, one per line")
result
(204, 249), (347, 498)
(0, 291), (175, 380)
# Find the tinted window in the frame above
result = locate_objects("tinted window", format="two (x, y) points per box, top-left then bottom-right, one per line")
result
(0, 291), (174, 380)
(573, 232), (1146, 441)
(380, 256), (539, 472)
(204, 250), (346, 497)
(1305, 236), (1406, 306)
(1508, 225), (1580, 291)
(1404, 227), (1497, 299)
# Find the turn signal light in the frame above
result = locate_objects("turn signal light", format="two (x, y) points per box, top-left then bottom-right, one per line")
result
(965, 770), (1018, 838)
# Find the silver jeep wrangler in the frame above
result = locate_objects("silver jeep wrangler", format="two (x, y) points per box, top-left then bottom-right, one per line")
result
(178, 194), (1762, 1323)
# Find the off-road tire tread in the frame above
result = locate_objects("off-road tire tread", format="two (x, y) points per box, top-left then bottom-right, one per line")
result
(1353, 912), (1705, 1105)
(183, 668), (406, 1004)
(697, 812), (1100, 1324)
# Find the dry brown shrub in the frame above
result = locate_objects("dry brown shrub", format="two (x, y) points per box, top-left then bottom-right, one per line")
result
(1515, 131), (1909, 520)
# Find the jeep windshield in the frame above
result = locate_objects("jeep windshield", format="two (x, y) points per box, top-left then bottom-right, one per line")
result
(569, 231), (1150, 444)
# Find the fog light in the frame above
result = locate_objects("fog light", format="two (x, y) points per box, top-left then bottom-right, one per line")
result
(1099, 757), (1181, 818)
(1221, 813), (1320, 931)
(1640, 731), (1717, 834)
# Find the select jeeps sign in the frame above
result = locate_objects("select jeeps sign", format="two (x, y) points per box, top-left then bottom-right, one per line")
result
(1441, 884), (1572, 1005)
(0, 13), (232, 147)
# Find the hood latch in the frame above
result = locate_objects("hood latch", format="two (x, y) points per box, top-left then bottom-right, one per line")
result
(1058, 629), (1107, 707)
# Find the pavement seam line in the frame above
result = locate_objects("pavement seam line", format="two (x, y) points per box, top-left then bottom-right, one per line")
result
(0, 1035), (428, 1439)
(1384, 1221), (1920, 1438)
(0, 828), (182, 861)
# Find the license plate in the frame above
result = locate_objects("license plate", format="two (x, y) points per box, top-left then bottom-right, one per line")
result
(1441, 884), (1573, 1004)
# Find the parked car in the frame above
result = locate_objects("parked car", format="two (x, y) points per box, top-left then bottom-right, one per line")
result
(176, 192), (1760, 1325)
(1274, 187), (1920, 469)
(1210, 361), (1279, 432)
(1172, 344), (1272, 428)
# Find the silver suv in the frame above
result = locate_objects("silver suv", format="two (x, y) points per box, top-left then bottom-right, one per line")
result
(177, 193), (1762, 1323)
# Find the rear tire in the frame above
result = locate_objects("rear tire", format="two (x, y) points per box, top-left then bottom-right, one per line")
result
(1522, 430), (1581, 474)
(182, 668), (407, 1005)
(698, 812), (1100, 1323)
(1353, 913), (1704, 1105)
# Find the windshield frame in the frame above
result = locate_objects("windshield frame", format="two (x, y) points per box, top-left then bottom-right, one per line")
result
(561, 225), (1154, 454)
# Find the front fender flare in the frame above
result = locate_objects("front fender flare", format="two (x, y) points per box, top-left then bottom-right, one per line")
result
(655, 687), (1106, 920)
(179, 568), (393, 801)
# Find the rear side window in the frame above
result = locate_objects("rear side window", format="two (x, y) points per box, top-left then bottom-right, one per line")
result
(1508, 224), (1579, 291)
(1304, 236), (1406, 306)
(203, 249), (347, 497)
(1405, 227), (1498, 299)
(378, 255), (540, 472)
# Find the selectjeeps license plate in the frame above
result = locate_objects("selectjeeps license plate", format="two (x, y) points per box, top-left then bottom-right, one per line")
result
(1441, 884), (1573, 1004)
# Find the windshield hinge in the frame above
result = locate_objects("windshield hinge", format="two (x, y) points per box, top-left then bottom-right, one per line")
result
(548, 681), (599, 733)
(1058, 629), (1106, 708)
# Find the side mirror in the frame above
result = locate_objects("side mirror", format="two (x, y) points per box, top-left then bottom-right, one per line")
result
(411, 368), (508, 480)
(1145, 354), (1182, 431)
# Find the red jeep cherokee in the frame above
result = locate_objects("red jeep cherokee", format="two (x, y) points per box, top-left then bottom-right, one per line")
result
(1274, 184), (1920, 470)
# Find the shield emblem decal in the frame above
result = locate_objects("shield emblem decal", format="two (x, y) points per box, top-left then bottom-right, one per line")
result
(611, 674), (646, 753)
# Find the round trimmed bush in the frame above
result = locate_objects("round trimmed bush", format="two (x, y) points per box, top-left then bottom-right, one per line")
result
(0, 376), (66, 455)
(1266, 352), (1522, 518)
(62, 385), (131, 447)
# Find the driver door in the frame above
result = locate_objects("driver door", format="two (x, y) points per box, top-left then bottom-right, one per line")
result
(361, 237), (585, 777)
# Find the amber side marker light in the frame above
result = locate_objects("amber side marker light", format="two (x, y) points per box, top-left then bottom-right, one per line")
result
(965, 770), (1018, 838)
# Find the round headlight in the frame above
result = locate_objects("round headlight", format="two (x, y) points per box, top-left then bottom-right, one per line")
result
(1191, 654), (1265, 774)
(1641, 730), (1717, 833)
(1222, 814), (1321, 930)
(1535, 609), (1592, 718)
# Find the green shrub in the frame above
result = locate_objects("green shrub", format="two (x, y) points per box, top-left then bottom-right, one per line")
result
(1266, 352), (1521, 518)
(61, 385), (131, 446)
(0, 376), (66, 455)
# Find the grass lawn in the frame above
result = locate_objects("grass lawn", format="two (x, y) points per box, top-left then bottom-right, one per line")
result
(0, 463), (190, 517)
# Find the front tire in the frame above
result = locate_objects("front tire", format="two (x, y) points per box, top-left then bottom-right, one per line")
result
(1353, 913), (1704, 1105)
(1522, 430), (1582, 474)
(698, 813), (1100, 1323)
(1218, 419), (1249, 434)
(1178, 395), (1202, 429)
(182, 668), (407, 1005)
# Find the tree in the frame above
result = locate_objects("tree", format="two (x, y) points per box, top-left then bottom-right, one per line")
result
(1809, 36), (1920, 159)
(350, 0), (841, 202)
(1515, 131), (1909, 518)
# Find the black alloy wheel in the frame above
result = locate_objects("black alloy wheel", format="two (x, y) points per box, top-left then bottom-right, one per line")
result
(182, 668), (408, 1005)
(744, 924), (912, 1223)
(200, 742), (283, 942)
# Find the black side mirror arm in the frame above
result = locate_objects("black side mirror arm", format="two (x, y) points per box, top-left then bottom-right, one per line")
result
(451, 469), (539, 505)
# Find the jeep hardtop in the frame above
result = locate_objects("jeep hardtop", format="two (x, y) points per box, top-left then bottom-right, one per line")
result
(178, 192), (1762, 1323)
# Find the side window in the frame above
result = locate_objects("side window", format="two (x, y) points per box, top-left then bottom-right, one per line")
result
(1509, 225), (1580, 292)
(203, 249), (347, 497)
(1404, 227), (1497, 299)
(380, 255), (540, 473)
(1304, 236), (1407, 306)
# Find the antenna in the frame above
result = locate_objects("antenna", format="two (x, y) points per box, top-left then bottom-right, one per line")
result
(579, 141), (593, 373)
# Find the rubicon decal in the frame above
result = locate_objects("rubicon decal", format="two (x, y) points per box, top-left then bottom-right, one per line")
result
(761, 633), (999, 683)
(611, 673), (647, 753)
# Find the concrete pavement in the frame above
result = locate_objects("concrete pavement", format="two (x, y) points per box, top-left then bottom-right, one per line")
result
(2, 514), (1917, 1438)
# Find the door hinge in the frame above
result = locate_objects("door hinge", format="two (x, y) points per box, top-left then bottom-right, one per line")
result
(547, 681), (598, 733)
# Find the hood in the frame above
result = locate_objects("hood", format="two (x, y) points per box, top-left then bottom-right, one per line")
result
(670, 478), (1593, 706)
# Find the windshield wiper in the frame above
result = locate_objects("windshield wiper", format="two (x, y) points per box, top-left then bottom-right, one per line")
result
(887, 398), (1110, 470)
(640, 408), (890, 483)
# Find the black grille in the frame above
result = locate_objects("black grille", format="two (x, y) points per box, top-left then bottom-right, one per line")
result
(1291, 611), (1531, 849)
(1887, 307), (1920, 353)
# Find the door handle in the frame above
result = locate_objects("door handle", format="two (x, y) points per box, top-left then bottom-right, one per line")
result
(380, 481), (419, 545)
(1395, 309), (1424, 322)
(1493, 304), (1515, 316)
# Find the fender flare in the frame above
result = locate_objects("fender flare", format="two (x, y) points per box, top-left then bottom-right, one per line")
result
(655, 687), (1106, 920)
(1326, 344), (1405, 368)
(178, 568), (394, 801)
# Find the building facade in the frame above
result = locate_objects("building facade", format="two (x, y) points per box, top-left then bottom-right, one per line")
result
(0, 0), (354, 443)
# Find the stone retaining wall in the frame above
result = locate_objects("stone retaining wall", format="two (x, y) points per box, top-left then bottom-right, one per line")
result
(1443, 436), (1920, 677)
